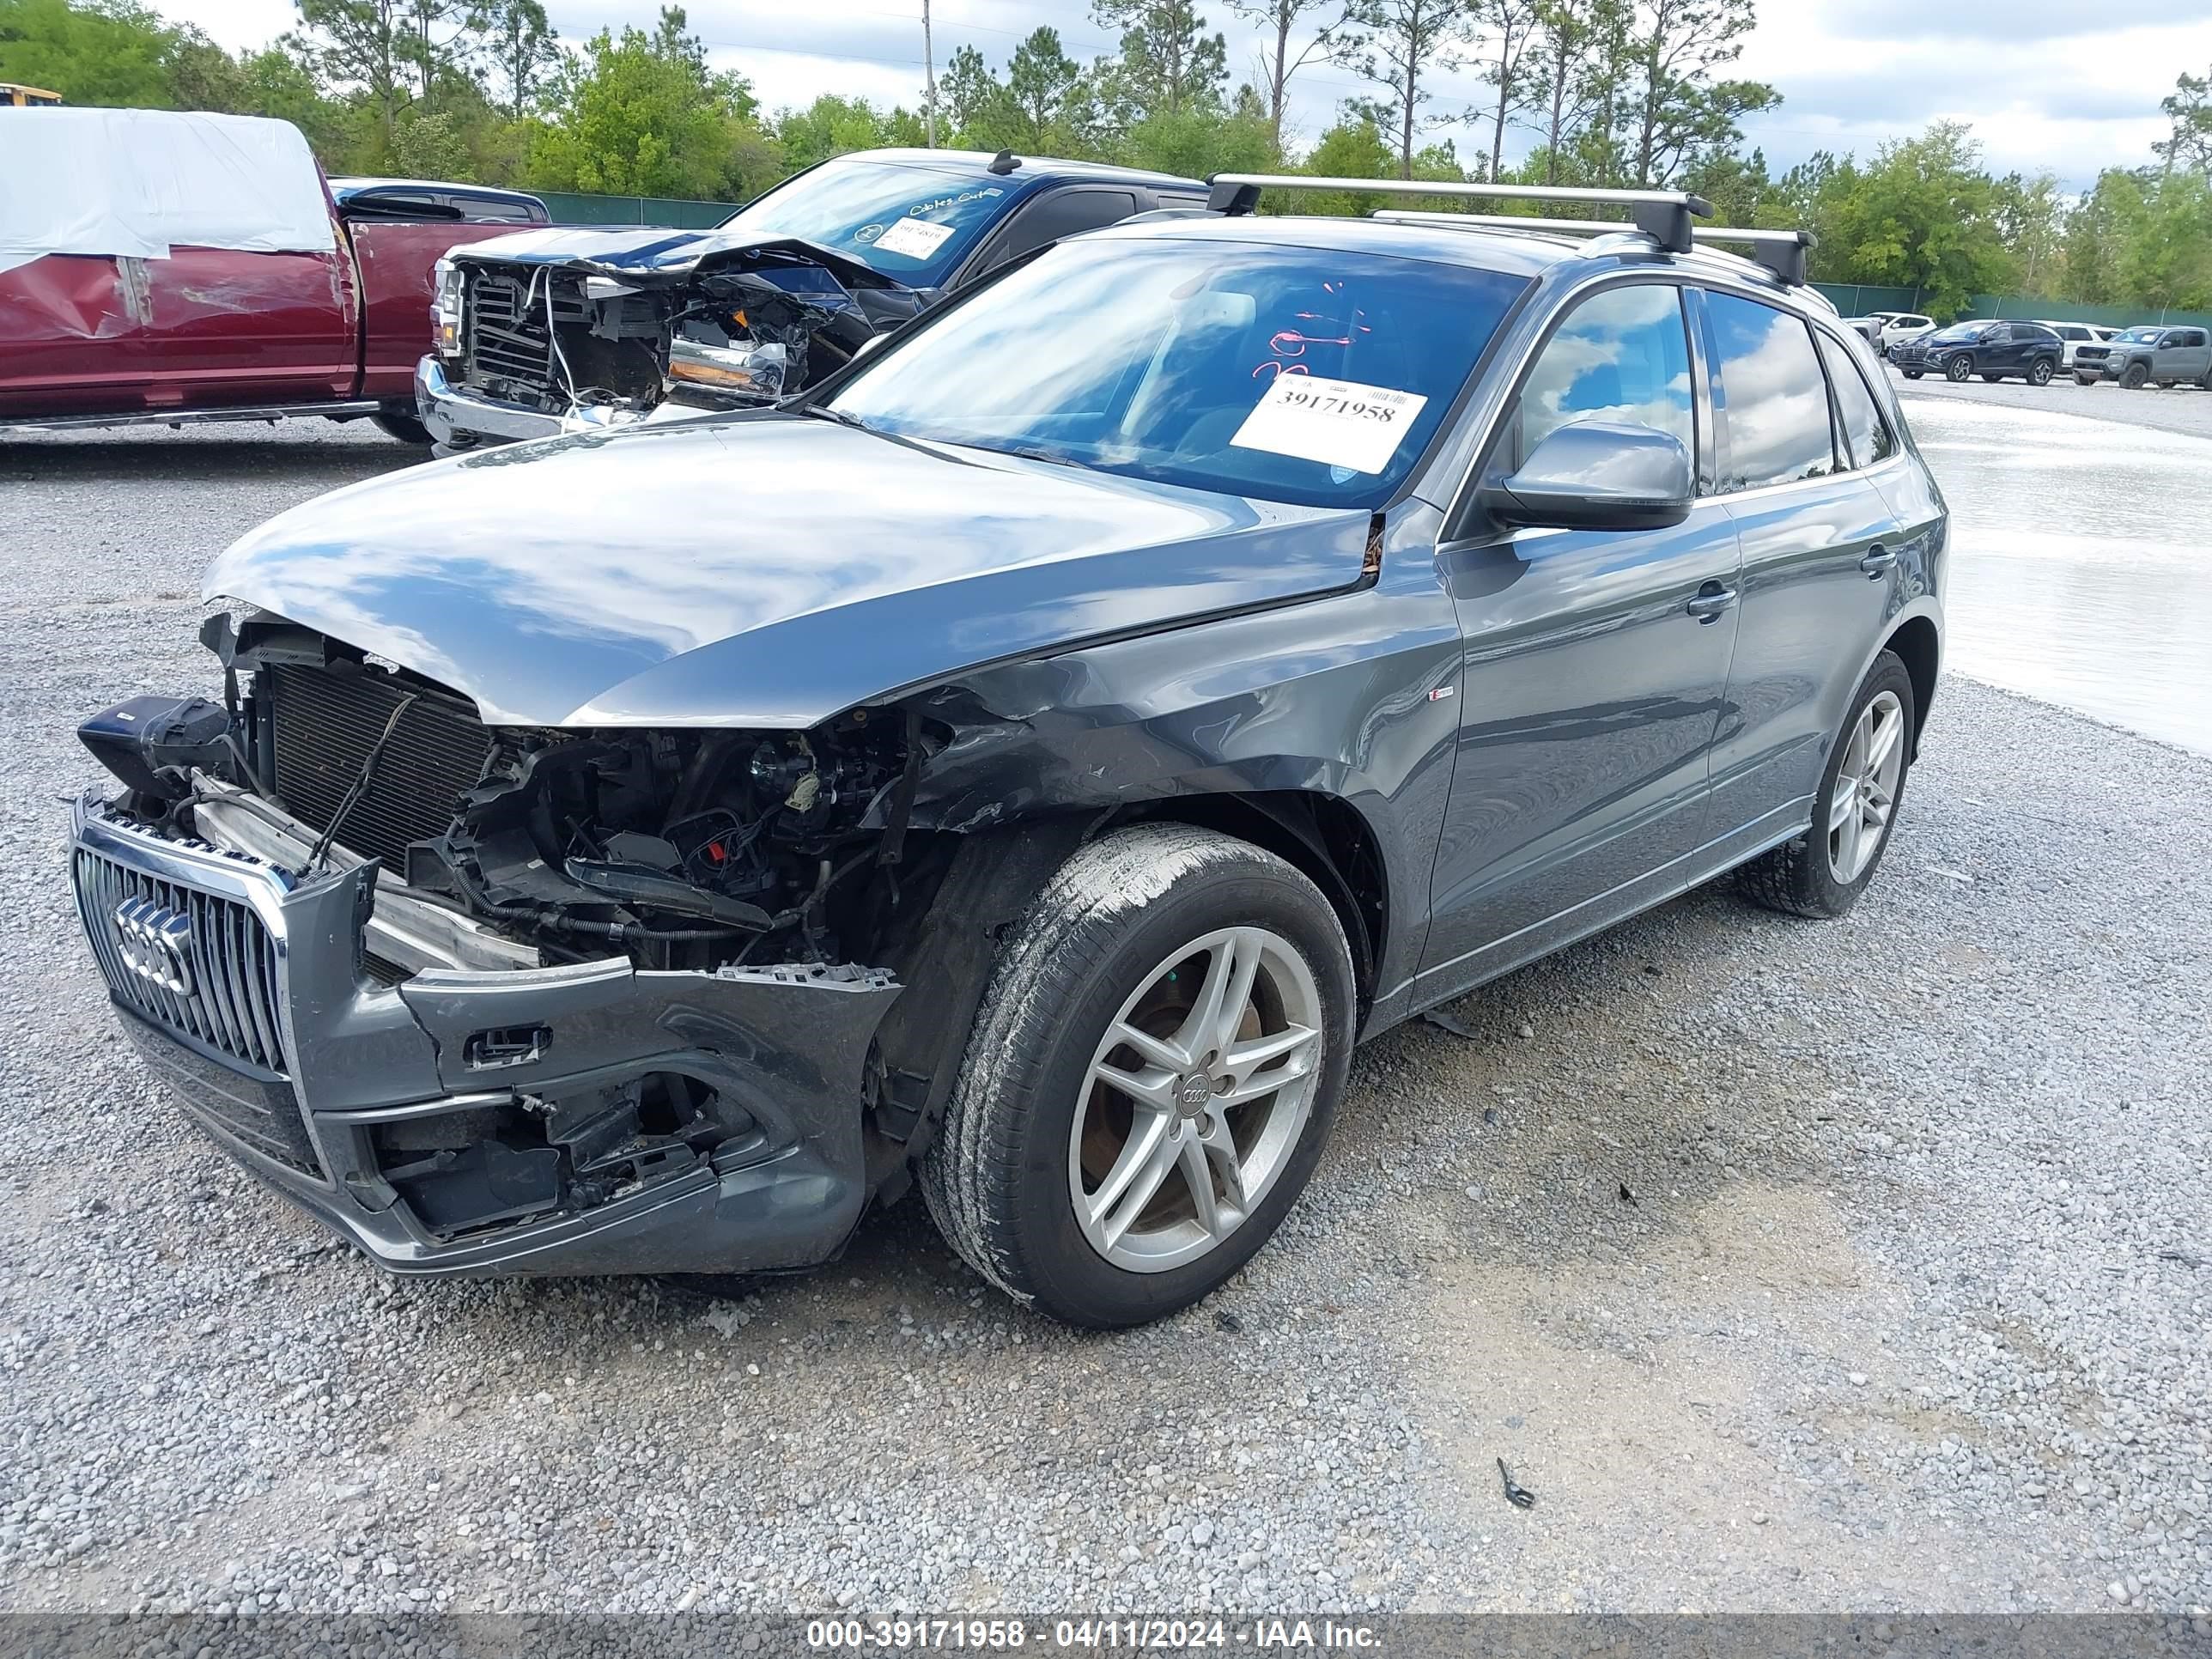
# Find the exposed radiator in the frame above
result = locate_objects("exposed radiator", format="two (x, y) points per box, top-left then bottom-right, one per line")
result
(462, 266), (586, 405)
(265, 665), (493, 875)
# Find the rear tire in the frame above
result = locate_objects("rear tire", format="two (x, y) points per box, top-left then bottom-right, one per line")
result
(2028, 359), (2053, 386)
(1980, 373), (2002, 383)
(1738, 653), (1917, 921)
(1946, 355), (1973, 382)
(371, 408), (434, 447)
(1902, 369), (1923, 380)
(921, 823), (1355, 1328)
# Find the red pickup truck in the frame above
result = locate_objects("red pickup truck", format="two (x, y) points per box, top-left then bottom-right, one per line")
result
(0, 108), (548, 444)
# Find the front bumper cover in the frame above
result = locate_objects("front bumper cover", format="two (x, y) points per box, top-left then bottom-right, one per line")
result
(70, 795), (902, 1276)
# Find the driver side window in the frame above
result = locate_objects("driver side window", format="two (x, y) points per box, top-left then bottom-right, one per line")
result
(1506, 283), (1695, 474)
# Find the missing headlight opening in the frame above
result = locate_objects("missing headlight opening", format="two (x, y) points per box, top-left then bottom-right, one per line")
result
(458, 251), (896, 427)
(126, 616), (933, 976)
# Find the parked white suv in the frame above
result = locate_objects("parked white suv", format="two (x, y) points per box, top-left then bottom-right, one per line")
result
(1854, 313), (1934, 356)
(2036, 320), (2118, 371)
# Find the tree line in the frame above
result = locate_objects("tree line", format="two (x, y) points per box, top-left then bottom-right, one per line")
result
(3, 0), (2208, 317)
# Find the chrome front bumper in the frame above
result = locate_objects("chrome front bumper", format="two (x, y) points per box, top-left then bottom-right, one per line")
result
(414, 355), (567, 447)
(70, 795), (902, 1277)
(414, 356), (732, 450)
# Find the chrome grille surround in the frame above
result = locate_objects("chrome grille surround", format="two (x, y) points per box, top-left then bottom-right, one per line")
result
(70, 800), (325, 1178)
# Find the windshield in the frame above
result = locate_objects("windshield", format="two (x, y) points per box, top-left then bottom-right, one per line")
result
(718, 158), (1012, 286)
(1929, 324), (1984, 341)
(824, 238), (1530, 509)
(2117, 326), (2161, 342)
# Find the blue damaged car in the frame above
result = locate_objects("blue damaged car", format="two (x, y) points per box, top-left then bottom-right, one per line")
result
(68, 179), (1945, 1328)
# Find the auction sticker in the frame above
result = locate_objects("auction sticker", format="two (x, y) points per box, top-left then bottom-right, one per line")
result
(872, 218), (955, 261)
(1230, 374), (1427, 474)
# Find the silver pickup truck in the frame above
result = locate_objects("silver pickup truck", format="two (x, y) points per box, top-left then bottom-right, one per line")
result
(2087, 325), (2212, 388)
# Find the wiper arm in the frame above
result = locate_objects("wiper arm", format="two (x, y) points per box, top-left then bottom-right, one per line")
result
(996, 443), (1096, 472)
(798, 404), (872, 434)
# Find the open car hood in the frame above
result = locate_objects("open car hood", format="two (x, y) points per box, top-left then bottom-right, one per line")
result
(203, 416), (1370, 730)
(447, 226), (908, 291)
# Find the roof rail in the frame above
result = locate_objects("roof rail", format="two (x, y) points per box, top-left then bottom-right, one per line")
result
(1206, 173), (1711, 252)
(1370, 208), (1815, 286)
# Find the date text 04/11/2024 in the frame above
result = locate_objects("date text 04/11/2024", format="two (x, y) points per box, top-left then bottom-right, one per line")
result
(802, 1619), (1384, 1650)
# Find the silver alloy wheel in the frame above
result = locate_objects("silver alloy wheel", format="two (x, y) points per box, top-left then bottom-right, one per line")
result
(1068, 925), (1324, 1273)
(1827, 689), (1906, 884)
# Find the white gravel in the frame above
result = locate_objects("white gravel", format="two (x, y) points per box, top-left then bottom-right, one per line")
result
(0, 419), (2206, 1618)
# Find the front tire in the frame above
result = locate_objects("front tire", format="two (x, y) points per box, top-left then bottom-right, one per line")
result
(1738, 653), (1917, 921)
(1902, 369), (1924, 380)
(1946, 354), (1974, 382)
(371, 408), (434, 447)
(2075, 373), (2098, 386)
(2121, 362), (2150, 389)
(922, 823), (1354, 1328)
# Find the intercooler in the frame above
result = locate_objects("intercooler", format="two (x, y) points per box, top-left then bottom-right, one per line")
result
(264, 664), (493, 874)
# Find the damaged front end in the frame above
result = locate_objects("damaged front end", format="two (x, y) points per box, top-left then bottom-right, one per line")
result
(65, 616), (944, 1276)
(420, 238), (924, 448)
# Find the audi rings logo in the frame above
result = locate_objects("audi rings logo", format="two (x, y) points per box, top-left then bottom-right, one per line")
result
(114, 896), (194, 996)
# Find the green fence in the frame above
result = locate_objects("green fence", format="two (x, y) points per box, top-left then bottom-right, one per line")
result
(535, 190), (735, 229)
(1813, 283), (2212, 330)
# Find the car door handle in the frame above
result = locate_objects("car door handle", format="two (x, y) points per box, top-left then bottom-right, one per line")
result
(1860, 544), (1897, 578)
(1686, 580), (1737, 622)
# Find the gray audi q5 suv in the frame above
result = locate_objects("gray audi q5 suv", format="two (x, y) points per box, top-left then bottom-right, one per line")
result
(68, 179), (1944, 1328)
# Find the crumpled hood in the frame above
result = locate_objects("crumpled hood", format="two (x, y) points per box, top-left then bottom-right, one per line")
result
(448, 225), (902, 289)
(203, 416), (1369, 730)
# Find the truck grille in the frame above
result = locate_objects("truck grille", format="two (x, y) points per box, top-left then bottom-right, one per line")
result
(265, 664), (493, 875)
(462, 266), (585, 405)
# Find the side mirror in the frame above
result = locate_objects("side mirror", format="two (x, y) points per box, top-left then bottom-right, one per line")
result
(1480, 422), (1693, 533)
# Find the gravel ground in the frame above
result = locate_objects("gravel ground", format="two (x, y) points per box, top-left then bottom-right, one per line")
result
(1, 420), (2207, 1620)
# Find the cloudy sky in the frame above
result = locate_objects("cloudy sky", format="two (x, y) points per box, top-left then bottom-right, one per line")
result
(162, 0), (2212, 190)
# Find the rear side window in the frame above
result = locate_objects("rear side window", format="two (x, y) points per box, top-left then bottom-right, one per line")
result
(2181, 330), (2208, 348)
(454, 194), (542, 223)
(1816, 332), (1895, 470)
(997, 190), (1139, 262)
(1511, 283), (1694, 469)
(1705, 290), (1836, 492)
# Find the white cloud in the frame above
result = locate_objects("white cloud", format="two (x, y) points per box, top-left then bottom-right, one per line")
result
(155, 0), (2208, 190)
